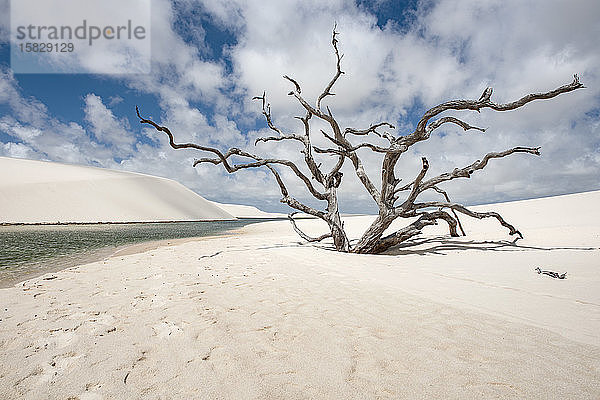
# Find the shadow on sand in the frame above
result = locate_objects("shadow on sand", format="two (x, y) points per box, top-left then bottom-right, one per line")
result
(379, 236), (599, 256)
(214, 236), (599, 258)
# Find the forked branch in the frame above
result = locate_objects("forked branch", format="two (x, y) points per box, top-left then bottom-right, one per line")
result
(418, 146), (541, 193)
(136, 106), (331, 221)
(369, 210), (459, 253)
(252, 92), (305, 145)
(413, 201), (523, 239)
(409, 75), (583, 141)
(431, 186), (466, 236)
(345, 122), (396, 143)
(317, 24), (345, 110)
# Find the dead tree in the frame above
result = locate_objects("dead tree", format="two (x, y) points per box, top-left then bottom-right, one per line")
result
(137, 27), (584, 254)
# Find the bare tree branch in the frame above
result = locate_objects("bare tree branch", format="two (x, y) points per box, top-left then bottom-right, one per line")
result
(137, 107), (327, 201)
(313, 142), (393, 155)
(418, 147), (541, 193)
(282, 44), (382, 206)
(283, 75), (301, 94)
(193, 148), (328, 201)
(345, 122), (396, 143)
(284, 71), (381, 208)
(252, 93), (305, 145)
(426, 116), (485, 136)
(296, 112), (327, 185)
(388, 146), (538, 241)
(317, 24), (344, 111)
(431, 186), (466, 236)
(422, 210), (460, 238)
(408, 75), (584, 142)
(413, 201), (523, 239)
(345, 122), (395, 135)
(287, 212), (332, 242)
(136, 106), (233, 167)
(324, 143), (346, 187)
(393, 147), (540, 201)
(405, 157), (429, 205)
(367, 210), (458, 253)
(261, 165), (328, 220)
(255, 134), (304, 145)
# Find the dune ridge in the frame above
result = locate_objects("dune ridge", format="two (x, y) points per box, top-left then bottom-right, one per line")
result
(0, 157), (234, 223)
(209, 201), (287, 219)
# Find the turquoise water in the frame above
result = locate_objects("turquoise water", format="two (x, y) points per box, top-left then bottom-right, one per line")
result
(0, 220), (273, 287)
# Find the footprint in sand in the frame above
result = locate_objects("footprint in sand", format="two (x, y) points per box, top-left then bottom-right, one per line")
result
(38, 329), (76, 351)
(84, 312), (118, 336)
(15, 351), (83, 391)
(151, 320), (183, 338)
(51, 351), (82, 367)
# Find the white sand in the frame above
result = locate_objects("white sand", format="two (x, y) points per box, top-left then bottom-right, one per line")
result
(209, 201), (287, 219)
(0, 157), (234, 223)
(1, 191), (599, 399)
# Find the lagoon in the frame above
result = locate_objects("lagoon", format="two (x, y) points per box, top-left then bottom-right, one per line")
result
(0, 219), (274, 287)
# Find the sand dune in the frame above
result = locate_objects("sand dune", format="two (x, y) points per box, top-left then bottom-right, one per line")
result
(0, 190), (599, 398)
(0, 157), (234, 223)
(209, 201), (287, 219)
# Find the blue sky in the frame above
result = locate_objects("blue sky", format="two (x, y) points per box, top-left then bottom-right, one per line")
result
(1, 0), (599, 213)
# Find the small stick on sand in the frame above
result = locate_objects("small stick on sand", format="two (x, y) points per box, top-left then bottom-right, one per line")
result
(535, 267), (567, 279)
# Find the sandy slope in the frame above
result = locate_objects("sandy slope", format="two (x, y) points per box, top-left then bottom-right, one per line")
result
(0, 191), (599, 399)
(209, 201), (287, 219)
(0, 157), (234, 223)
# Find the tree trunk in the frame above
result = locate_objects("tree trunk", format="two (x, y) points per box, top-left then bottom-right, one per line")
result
(327, 190), (350, 252)
(351, 212), (395, 254)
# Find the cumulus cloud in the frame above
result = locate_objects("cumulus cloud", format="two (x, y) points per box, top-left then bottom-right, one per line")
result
(83, 93), (135, 152)
(0, 68), (117, 166)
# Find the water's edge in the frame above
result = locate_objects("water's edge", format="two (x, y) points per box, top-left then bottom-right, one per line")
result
(0, 220), (274, 289)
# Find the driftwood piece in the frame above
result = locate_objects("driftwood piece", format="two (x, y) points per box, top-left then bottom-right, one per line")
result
(535, 267), (567, 279)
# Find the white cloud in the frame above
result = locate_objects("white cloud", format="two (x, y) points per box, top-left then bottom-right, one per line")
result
(2, 141), (37, 158)
(83, 93), (135, 152)
(0, 68), (118, 166)
(108, 95), (124, 107)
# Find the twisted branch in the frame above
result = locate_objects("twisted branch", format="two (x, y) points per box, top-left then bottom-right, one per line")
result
(408, 74), (583, 143)
(431, 186), (466, 236)
(425, 116), (485, 136)
(369, 210), (459, 253)
(136, 106), (327, 202)
(281, 28), (381, 205)
(345, 122), (396, 143)
(287, 212), (332, 243)
(413, 201), (523, 239)
(317, 24), (344, 110)
(418, 146), (541, 194)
